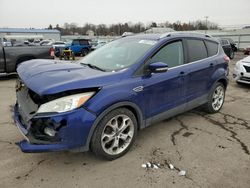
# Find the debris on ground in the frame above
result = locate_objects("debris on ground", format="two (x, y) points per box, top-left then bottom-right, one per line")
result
(141, 161), (186, 177)
(169, 163), (174, 170)
(178, 170), (186, 176)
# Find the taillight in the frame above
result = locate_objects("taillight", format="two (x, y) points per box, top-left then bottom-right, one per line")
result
(224, 56), (230, 63)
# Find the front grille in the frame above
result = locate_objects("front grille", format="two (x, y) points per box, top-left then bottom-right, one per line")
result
(243, 65), (250, 73)
(16, 79), (39, 125)
(241, 77), (250, 82)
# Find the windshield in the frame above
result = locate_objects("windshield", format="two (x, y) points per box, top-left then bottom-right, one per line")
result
(77, 38), (156, 71)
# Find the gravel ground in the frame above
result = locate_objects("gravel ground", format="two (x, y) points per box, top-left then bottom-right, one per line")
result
(0, 52), (249, 188)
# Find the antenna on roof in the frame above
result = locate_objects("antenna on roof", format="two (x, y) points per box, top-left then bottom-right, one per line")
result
(121, 32), (134, 37)
(159, 32), (172, 39)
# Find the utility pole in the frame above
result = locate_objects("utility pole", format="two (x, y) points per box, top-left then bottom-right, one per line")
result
(205, 16), (209, 34)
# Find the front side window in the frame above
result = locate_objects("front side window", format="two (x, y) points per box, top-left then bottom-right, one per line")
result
(72, 40), (80, 45)
(150, 41), (184, 68)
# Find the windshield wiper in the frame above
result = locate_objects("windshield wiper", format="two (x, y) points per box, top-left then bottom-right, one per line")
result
(80, 63), (106, 72)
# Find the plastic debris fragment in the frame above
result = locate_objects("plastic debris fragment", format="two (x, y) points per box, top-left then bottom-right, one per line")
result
(178, 170), (186, 176)
(169, 164), (174, 170)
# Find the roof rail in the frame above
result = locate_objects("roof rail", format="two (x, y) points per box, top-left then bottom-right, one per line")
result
(159, 32), (212, 39)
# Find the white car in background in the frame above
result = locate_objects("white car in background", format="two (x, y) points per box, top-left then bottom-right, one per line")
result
(233, 56), (250, 84)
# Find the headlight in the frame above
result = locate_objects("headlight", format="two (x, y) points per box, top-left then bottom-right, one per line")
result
(37, 92), (95, 113)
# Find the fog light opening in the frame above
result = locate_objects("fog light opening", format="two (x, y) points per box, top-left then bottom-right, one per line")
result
(44, 127), (57, 137)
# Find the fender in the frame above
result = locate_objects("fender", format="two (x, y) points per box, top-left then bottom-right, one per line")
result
(80, 101), (145, 152)
(209, 66), (228, 90)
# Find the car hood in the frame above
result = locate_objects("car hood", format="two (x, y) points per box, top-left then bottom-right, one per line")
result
(17, 59), (124, 95)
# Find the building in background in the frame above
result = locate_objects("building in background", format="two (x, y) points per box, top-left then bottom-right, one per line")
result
(145, 27), (175, 34)
(0, 28), (61, 43)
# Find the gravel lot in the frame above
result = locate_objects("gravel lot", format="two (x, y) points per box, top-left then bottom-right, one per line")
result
(0, 53), (249, 188)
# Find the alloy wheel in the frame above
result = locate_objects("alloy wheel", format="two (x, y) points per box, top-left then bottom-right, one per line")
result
(212, 85), (225, 111)
(101, 114), (134, 155)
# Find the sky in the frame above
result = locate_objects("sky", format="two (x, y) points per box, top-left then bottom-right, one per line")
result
(0, 0), (250, 28)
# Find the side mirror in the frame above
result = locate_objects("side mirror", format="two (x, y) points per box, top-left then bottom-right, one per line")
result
(148, 62), (168, 73)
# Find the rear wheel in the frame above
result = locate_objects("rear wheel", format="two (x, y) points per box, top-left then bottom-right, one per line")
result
(91, 108), (137, 160)
(81, 48), (88, 56)
(203, 82), (225, 113)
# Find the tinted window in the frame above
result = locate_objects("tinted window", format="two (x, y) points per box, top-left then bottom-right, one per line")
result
(220, 39), (229, 46)
(186, 39), (207, 62)
(72, 40), (79, 45)
(205, 40), (218, 57)
(79, 40), (89, 45)
(150, 41), (184, 68)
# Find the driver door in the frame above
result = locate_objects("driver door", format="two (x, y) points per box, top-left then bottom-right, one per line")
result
(142, 40), (188, 125)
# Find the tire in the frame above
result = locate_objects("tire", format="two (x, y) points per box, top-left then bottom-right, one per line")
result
(229, 50), (234, 59)
(81, 48), (88, 56)
(203, 82), (225, 114)
(91, 108), (137, 160)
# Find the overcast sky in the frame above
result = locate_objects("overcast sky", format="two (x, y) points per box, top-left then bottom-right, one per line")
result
(0, 0), (250, 28)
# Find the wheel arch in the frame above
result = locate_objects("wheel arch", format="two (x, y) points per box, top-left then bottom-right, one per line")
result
(84, 101), (145, 151)
(16, 55), (36, 69)
(217, 77), (228, 89)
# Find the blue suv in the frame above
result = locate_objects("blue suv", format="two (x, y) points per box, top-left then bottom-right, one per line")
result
(56, 39), (91, 57)
(14, 32), (229, 160)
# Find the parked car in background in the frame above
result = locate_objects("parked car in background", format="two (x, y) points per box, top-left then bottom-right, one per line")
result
(50, 41), (66, 57)
(244, 46), (250, 55)
(233, 56), (250, 84)
(91, 41), (107, 50)
(0, 38), (12, 47)
(218, 38), (236, 59)
(0, 44), (53, 74)
(14, 32), (229, 160)
(40, 40), (53, 46)
(63, 39), (91, 56)
(223, 38), (237, 52)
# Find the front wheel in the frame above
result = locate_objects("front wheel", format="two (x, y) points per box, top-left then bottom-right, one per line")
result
(91, 108), (137, 160)
(203, 82), (225, 113)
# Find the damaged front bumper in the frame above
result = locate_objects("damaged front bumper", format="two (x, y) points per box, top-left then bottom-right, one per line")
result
(13, 104), (96, 153)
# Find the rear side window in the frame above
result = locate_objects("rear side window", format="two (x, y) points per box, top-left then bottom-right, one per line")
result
(205, 41), (218, 57)
(150, 41), (184, 68)
(186, 39), (208, 62)
(80, 40), (89, 45)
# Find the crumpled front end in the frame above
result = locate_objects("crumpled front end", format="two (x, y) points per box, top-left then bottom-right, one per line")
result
(13, 79), (96, 153)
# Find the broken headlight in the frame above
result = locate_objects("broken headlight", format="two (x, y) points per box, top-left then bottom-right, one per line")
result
(37, 92), (95, 113)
